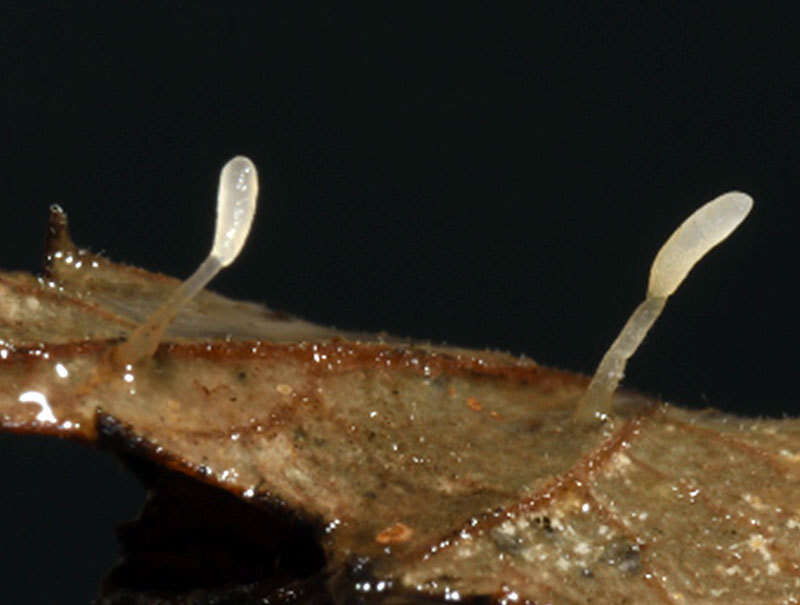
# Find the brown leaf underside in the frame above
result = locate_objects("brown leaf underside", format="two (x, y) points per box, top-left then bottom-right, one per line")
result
(1, 208), (799, 603)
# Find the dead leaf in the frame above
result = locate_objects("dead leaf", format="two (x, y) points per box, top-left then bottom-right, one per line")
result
(1, 207), (799, 603)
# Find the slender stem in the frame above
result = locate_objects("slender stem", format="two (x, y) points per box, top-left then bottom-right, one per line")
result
(112, 256), (222, 366)
(573, 296), (666, 422)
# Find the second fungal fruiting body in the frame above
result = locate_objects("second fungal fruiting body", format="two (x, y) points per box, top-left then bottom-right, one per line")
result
(576, 191), (752, 422)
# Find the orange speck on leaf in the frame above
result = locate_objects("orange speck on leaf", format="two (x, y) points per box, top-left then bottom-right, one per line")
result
(466, 396), (482, 411)
(376, 522), (414, 544)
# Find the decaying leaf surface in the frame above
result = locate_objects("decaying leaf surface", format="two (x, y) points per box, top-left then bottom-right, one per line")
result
(1, 208), (799, 603)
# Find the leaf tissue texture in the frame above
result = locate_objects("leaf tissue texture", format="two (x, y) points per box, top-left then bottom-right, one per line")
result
(1, 208), (799, 603)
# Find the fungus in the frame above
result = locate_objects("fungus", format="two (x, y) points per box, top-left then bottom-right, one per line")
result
(112, 156), (258, 367)
(573, 191), (753, 422)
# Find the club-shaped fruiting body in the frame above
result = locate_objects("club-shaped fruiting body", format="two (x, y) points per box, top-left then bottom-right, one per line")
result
(112, 156), (258, 367)
(574, 191), (753, 422)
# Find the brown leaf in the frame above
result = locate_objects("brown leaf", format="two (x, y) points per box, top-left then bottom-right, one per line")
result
(1, 207), (799, 603)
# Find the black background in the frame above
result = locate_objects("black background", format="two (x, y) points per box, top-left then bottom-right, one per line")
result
(1, 5), (799, 603)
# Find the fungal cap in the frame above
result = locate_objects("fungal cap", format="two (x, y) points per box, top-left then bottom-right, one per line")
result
(648, 192), (752, 298)
(212, 156), (259, 267)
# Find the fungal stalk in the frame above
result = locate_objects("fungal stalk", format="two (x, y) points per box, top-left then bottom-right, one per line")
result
(112, 155), (258, 366)
(573, 191), (753, 422)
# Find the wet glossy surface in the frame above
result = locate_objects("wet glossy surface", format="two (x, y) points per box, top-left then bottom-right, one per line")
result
(1, 210), (799, 603)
